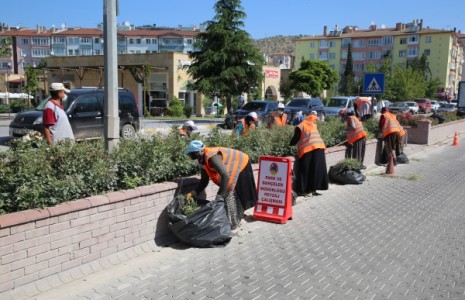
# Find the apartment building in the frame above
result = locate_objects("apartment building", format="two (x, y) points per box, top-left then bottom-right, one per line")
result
(295, 19), (464, 98)
(0, 23), (199, 76)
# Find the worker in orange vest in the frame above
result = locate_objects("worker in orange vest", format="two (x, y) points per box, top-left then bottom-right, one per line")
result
(306, 110), (320, 123)
(179, 120), (197, 138)
(379, 107), (403, 161)
(184, 140), (257, 233)
(354, 96), (372, 121)
(234, 112), (259, 136)
(289, 117), (328, 197)
(268, 102), (288, 128)
(344, 109), (368, 168)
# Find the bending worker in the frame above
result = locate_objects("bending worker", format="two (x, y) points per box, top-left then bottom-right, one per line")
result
(184, 140), (258, 233)
(234, 112), (259, 136)
(379, 107), (402, 161)
(344, 109), (367, 168)
(179, 120), (197, 138)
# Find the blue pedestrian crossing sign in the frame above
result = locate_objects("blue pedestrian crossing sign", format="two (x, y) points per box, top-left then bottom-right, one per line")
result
(363, 73), (385, 94)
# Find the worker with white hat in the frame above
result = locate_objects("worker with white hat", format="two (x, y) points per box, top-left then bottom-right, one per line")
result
(234, 111), (259, 136)
(268, 102), (288, 128)
(179, 120), (198, 138)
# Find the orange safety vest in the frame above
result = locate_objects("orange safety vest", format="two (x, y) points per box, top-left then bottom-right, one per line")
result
(296, 120), (326, 158)
(271, 113), (287, 127)
(355, 97), (371, 116)
(345, 115), (367, 144)
(202, 147), (249, 191)
(381, 112), (402, 138)
(306, 114), (320, 123)
(179, 128), (188, 137)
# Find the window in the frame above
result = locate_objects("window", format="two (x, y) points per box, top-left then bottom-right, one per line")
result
(20, 50), (28, 57)
(31, 48), (51, 57)
(81, 37), (92, 44)
(187, 39), (193, 44)
(353, 40), (365, 48)
(354, 64), (364, 71)
(399, 50), (406, 57)
(319, 51), (328, 60)
(408, 48), (418, 57)
(408, 35), (419, 44)
(329, 41), (336, 48)
(94, 50), (101, 55)
(129, 38), (134, 44)
(400, 38), (407, 45)
(94, 37), (100, 44)
(68, 49), (74, 56)
(82, 49), (92, 55)
(368, 51), (381, 59)
(342, 38), (351, 47)
(53, 37), (66, 44)
(424, 49), (430, 56)
(67, 37), (79, 44)
(309, 54), (315, 60)
(328, 53), (336, 59)
(352, 52), (365, 60)
(425, 36), (432, 43)
(20, 38), (29, 44)
(146, 38), (151, 44)
(74, 96), (100, 114)
(136, 39), (141, 44)
(381, 36), (393, 46)
(319, 40), (328, 48)
(309, 41), (315, 48)
(32, 37), (49, 45)
(367, 39), (380, 47)
(74, 49), (80, 55)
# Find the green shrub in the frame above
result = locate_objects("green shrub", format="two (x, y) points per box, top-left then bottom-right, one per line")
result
(333, 158), (362, 171)
(10, 100), (29, 113)
(168, 97), (184, 117)
(183, 105), (193, 118)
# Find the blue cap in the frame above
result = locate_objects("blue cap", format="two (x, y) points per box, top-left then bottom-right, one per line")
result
(184, 140), (204, 154)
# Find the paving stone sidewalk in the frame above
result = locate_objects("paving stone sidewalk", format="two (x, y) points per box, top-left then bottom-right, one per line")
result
(8, 137), (465, 300)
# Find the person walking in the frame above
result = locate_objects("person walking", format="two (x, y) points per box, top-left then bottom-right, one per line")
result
(234, 112), (259, 136)
(290, 116), (328, 197)
(179, 120), (197, 138)
(184, 140), (258, 233)
(379, 107), (402, 162)
(268, 102), (288, 128)
(344, 109), (367, 168)
(237, 94), (245, 109)
(43, 83), (74, 145)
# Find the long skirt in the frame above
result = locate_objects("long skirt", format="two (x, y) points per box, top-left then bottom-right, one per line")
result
(224, 162), (258, 229)
(345, 138), (366, 165)
(293, 149), (329, 194)
(383, 132), (401, 158)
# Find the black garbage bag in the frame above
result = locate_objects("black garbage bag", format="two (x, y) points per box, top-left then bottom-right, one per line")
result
(396, 152), (409, 164)
(166, 196), (232, 248)
(328, 166), (366, 185)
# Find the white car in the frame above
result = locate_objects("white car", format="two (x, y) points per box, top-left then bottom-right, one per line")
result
(405, 101), (419, 114)
(430, 100), (440, 112)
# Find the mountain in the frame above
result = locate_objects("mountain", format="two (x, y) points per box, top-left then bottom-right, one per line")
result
(253, 35), (306, 55)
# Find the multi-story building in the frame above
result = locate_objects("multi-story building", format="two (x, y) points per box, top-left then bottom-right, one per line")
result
(295, 19), (465, 98)
(0, 23), (199, 76)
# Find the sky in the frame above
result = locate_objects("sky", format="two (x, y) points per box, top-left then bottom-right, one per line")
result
(1, 0), (464, 39)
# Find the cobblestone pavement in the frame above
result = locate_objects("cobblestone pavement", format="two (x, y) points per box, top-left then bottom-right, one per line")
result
(20, 139), (465, 299)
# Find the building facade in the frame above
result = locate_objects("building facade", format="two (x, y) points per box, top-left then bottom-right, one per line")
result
(295, 19), (464, 98)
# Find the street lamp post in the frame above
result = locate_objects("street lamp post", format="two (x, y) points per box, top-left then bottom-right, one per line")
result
(6, 62), (11, 119)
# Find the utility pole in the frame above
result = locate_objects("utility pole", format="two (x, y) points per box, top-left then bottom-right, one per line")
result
(103, 0), (119, 151)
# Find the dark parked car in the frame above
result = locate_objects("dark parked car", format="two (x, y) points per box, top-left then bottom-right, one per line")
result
(284, 98), (326, 122)
(388, 102), (410, 114)
(9, 88), (140, 140)
(231, 100), (279, 125)
(437, 103), (457, 113)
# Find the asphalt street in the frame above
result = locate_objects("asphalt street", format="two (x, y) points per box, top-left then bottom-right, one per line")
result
(9, 135), (465, 300)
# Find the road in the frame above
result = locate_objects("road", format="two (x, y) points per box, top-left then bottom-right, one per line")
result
(9, 134), (465, 300)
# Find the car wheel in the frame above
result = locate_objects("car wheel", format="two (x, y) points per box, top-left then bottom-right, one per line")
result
(318, 112), (326, 122)
(121, 124), (136, 139)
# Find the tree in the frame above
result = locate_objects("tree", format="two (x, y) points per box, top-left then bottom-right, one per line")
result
(338, 43), (356, 95)
(0, 36), (12, 57)
(279, 77), (293, 100)
(24, 66), (40, 107)
(288, 60), (338, 97)
(186, 0), (264, 112)
(390, 65), (426, 100)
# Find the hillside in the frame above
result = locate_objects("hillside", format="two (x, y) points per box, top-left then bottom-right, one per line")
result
(253, 35), (306, 55)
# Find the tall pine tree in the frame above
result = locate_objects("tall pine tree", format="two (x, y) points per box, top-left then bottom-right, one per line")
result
(186, 0), (264, 111)
(338, 43), (356, 95)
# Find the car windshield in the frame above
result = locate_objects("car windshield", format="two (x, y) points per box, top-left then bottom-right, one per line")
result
(391, 102), (405, 107)
(441, 104), (455, 108)
(405, 102), (416, 106)
(241, 102), (267, 111)
(287, 99), (308, 107)
(35, 95), (71, 111)
(327, 98), (347, 108)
